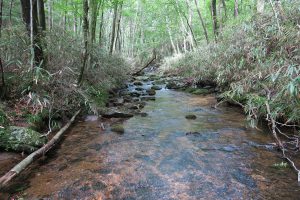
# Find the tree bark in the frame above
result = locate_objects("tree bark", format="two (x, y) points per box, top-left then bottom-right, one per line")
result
(234, 0), (239, 17)
(211, 0), (218, 42)
(90, 0), (101, 44)
(9, 0), (13, 24)
(77, 0), (89, 85)
(37, 0), (46, 31)
(0, 0), (5, 98)
(0, 110), (81, 187)
(194, 0), (209, 44)
(20, 0), (44, 69)
(99, 9), (104, 46)
(109, 3), (118, 55)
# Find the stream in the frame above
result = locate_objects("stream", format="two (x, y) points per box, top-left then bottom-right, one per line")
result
(1, 78), (300, 199)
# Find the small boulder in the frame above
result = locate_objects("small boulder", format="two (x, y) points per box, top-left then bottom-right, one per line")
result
(135, 87), (144, 91)
(146, 89), (156, 96)
(129, 91), (141, 97)
(141, 96), (156, 101)
(151, 85), (162, 90)
(111, 124), (125, 134)
(166, 82), (181, 89)
(133, 81), (143, 86)
(185, 114), (197, 120)
(102, 109), (134, 118)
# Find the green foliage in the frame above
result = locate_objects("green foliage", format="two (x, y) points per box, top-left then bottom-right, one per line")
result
(162, 1), (300, 125)
(0, 108), (9, 128)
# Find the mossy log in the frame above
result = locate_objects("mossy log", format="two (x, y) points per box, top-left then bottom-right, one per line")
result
(0, 110), (81, 188)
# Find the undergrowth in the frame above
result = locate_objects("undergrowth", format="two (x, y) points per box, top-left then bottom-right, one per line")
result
(161, 0), (300, 127)
(0, 23), (129, 131)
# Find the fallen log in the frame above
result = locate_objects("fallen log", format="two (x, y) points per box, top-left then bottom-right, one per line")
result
(0, 110), (81, 187)
(132, 55), (156, 76)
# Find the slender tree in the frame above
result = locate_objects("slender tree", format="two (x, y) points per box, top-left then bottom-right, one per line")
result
(77, 0), (89, 85)
(20, 0), (44, 69)
(109, 2), (118, 55)
(194, 0), (209, 44)
(0, 0), (5, 98)
(37, 0), (46, 31)
(211, 0), (218, 42)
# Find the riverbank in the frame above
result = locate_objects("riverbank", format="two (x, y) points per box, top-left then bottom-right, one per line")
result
(1, 74), (300, 199)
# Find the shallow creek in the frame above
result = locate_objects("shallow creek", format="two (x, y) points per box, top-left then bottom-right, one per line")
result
(1, 87), (300, 199)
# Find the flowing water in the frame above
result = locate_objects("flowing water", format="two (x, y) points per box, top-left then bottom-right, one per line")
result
(1, 88), (300, 199)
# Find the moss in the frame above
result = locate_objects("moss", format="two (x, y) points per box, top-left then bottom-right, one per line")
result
(111, 124), (125, 134)
(146, 89), (156, 96)
(191, 89), (210, 95)
(87, 85), (109, 107)
(0, 108), (9, 127)
(0, 126), (47, 153)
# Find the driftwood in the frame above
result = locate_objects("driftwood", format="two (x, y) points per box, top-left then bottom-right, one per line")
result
(132, 55), (156, 76)
(0, 110), (81, 187)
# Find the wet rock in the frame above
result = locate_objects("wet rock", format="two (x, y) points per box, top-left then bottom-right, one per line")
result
(137, 112), (148, 117)
(153, 80), (166, 85)
(102, 109), (134, 118)
(129, 91), (141, 97)
(185, 114), (197, 120)
(166, 81), (183, 89)
(0, 126), (47, 153)
(186, 132), (201, 135)
(151, 85), (162, 90)
(146, 89), (156, 96)
(135, 87), (144, 91)
(123, 96), (133, 103)
(84, 115), (98, 122)
(133, 81), (143, 86)
(141, 96), (156, 101)
(111, 124), (125, 134)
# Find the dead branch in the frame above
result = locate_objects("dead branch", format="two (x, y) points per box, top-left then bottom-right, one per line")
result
(132, 55), (156, 76)
(0, 110), (81, 187)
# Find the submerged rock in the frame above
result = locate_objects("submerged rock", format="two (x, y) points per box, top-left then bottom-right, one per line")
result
(111, 124), (125, 134)
(185, 114), (197, 120)
(0, 126), (47, 153)
(135, 87), (144, 91)
(133, 81), (143, 86)
(151, 85), (162, 90)
(141, 96), (156, 101)
(146, 89), (156, 96)
(101, 109), (134, 118)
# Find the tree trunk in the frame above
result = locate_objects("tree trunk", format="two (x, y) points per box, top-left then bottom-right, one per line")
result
(9, 0), (13, 24)
(20, 0), (44, 69)
(234, 0), (239, 17)
(221, 0), (227, 18)
(115, 2), (123, 52)
(194, 0), (209, 44)
(99, 9), (104, 46)
(211, 0), (218, 42)
(37, 0), (46, 31)
(90, 0), (100, 44)
(109, 3), (118, 55)
(77, 0), (89, 85)
(0, 0), (5, 98)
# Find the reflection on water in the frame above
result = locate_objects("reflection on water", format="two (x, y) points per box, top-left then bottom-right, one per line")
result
(1, 90), (300, 199)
